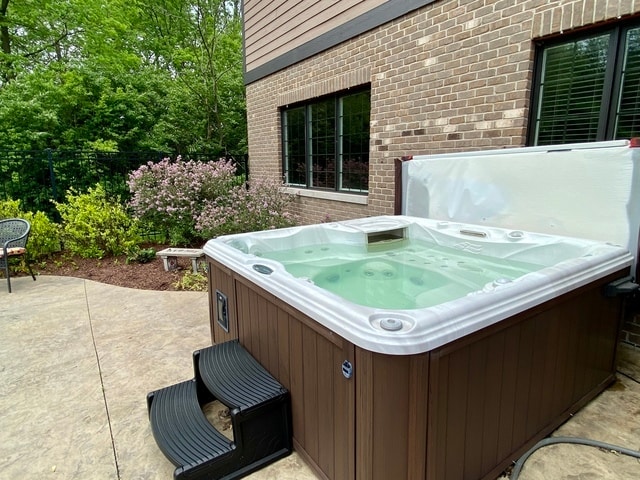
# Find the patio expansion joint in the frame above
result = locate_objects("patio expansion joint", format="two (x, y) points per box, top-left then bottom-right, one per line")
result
(84, 281), (121, 480)
(617, 369), (640, 385)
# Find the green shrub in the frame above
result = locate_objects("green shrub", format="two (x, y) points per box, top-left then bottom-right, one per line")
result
(24, 211), (61, 259)
(55, 184), (140, 259)
(126, 246), (157, 264)
(0, 198), (22, 218)
(0, 198), (61, 261)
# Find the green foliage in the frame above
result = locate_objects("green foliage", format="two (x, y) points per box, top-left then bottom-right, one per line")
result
(126, 246), (157, 264)
(24, 210), (61, 259)
(84, 139), (119, 153)
(55, 184), (140, 258)
(0, 0), (247, 155)
(0, 198), (61, 261)
(0, 199), (22, 218)
(173, 271), (208, 291)
(138, 1), (246, 154)
(0, 66), (172, 151)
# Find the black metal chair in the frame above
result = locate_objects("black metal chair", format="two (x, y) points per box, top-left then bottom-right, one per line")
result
(0, 218), (36, 293)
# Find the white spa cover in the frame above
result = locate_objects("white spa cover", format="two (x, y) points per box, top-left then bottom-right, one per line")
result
(401, 140), (640, 277)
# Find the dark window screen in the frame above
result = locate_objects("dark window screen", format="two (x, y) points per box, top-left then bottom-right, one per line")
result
(283, 106), (306, 186)
(282, 88), (370, 193)
(615, 27), (640, 139)
(309, 98), (336, 189)
(339, 91), (370, 192)
(531, 22), (640, 145)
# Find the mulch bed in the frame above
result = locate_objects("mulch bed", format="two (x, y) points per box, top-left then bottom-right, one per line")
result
(22, 246), (195, 291)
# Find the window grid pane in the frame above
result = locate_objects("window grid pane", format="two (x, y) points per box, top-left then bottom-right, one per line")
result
(339, 91), (370, 192)
(309, 99), (336, 189)
(282, 88), (370, 193)
(615, 27), (640, 139)
(283, 107), (307, 186)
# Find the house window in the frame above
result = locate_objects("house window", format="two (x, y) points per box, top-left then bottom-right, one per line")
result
(282, 88), (370, 193)
(530, 22), (640, 145)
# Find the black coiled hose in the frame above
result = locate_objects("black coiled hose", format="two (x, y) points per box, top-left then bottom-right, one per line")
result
(510, 436), (640, 479)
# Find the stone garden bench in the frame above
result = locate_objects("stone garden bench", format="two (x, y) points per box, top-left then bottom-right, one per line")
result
(157, 248), (204, 274)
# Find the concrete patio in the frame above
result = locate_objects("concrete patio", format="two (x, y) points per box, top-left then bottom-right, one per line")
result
(1, 275), (639, 479)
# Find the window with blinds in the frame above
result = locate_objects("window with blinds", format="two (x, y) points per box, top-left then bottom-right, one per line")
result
(282, 88), (370, 193)
(531, 23), (640, 145)
(615, 27), (640, 139)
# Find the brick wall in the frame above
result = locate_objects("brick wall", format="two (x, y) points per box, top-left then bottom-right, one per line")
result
(622, 316), (640, 346)
(246, 0), (640, 224)
(621, 296), (640, 347)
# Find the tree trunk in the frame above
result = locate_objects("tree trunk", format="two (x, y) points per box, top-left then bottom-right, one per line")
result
(0, 0), (15, 83)
(1, 0), (11, 54)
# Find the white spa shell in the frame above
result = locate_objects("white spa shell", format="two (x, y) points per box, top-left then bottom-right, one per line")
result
(204, 216), (633, 355)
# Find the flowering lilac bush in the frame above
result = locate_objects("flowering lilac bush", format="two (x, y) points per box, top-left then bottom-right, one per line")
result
(127, 156), (240, 244)
(128, 157), (296, 244)
(196, 178), (297, 237)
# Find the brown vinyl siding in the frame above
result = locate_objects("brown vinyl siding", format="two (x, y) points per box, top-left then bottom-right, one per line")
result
(226, 271), (356, 480)
(208, 260), (238, 343)
(425, 278), (621, 479)
(355, 350), (431, 480)
(244, 0), (388, 73)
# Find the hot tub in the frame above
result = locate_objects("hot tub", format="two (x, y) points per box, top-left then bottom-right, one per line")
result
(204, 215), (631, 354)
(204, 215), (632, 480)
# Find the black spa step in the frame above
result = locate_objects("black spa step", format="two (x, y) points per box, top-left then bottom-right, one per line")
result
(147, 340), (292, 480)
(146, 379), (236, 479)
(193, 340), (292, 475)
(194, 340), (288, 411)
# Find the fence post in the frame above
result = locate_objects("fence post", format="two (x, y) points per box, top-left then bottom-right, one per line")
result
(47, 148), (58, 203)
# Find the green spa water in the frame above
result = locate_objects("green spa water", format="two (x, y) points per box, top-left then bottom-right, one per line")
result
(259, 239), (543, 309)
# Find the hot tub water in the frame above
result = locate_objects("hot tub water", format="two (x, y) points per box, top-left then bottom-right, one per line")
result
(260, 239), (543, 309)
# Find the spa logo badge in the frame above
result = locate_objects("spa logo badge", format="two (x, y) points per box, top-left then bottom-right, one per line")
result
(453, 241), (483, 254)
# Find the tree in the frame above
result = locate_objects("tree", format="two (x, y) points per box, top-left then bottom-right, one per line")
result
(0, 0), (246, 154)
(133, 0), (246, 154)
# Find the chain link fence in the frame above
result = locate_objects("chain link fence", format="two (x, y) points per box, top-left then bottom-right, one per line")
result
(0, 150), (248, 219)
